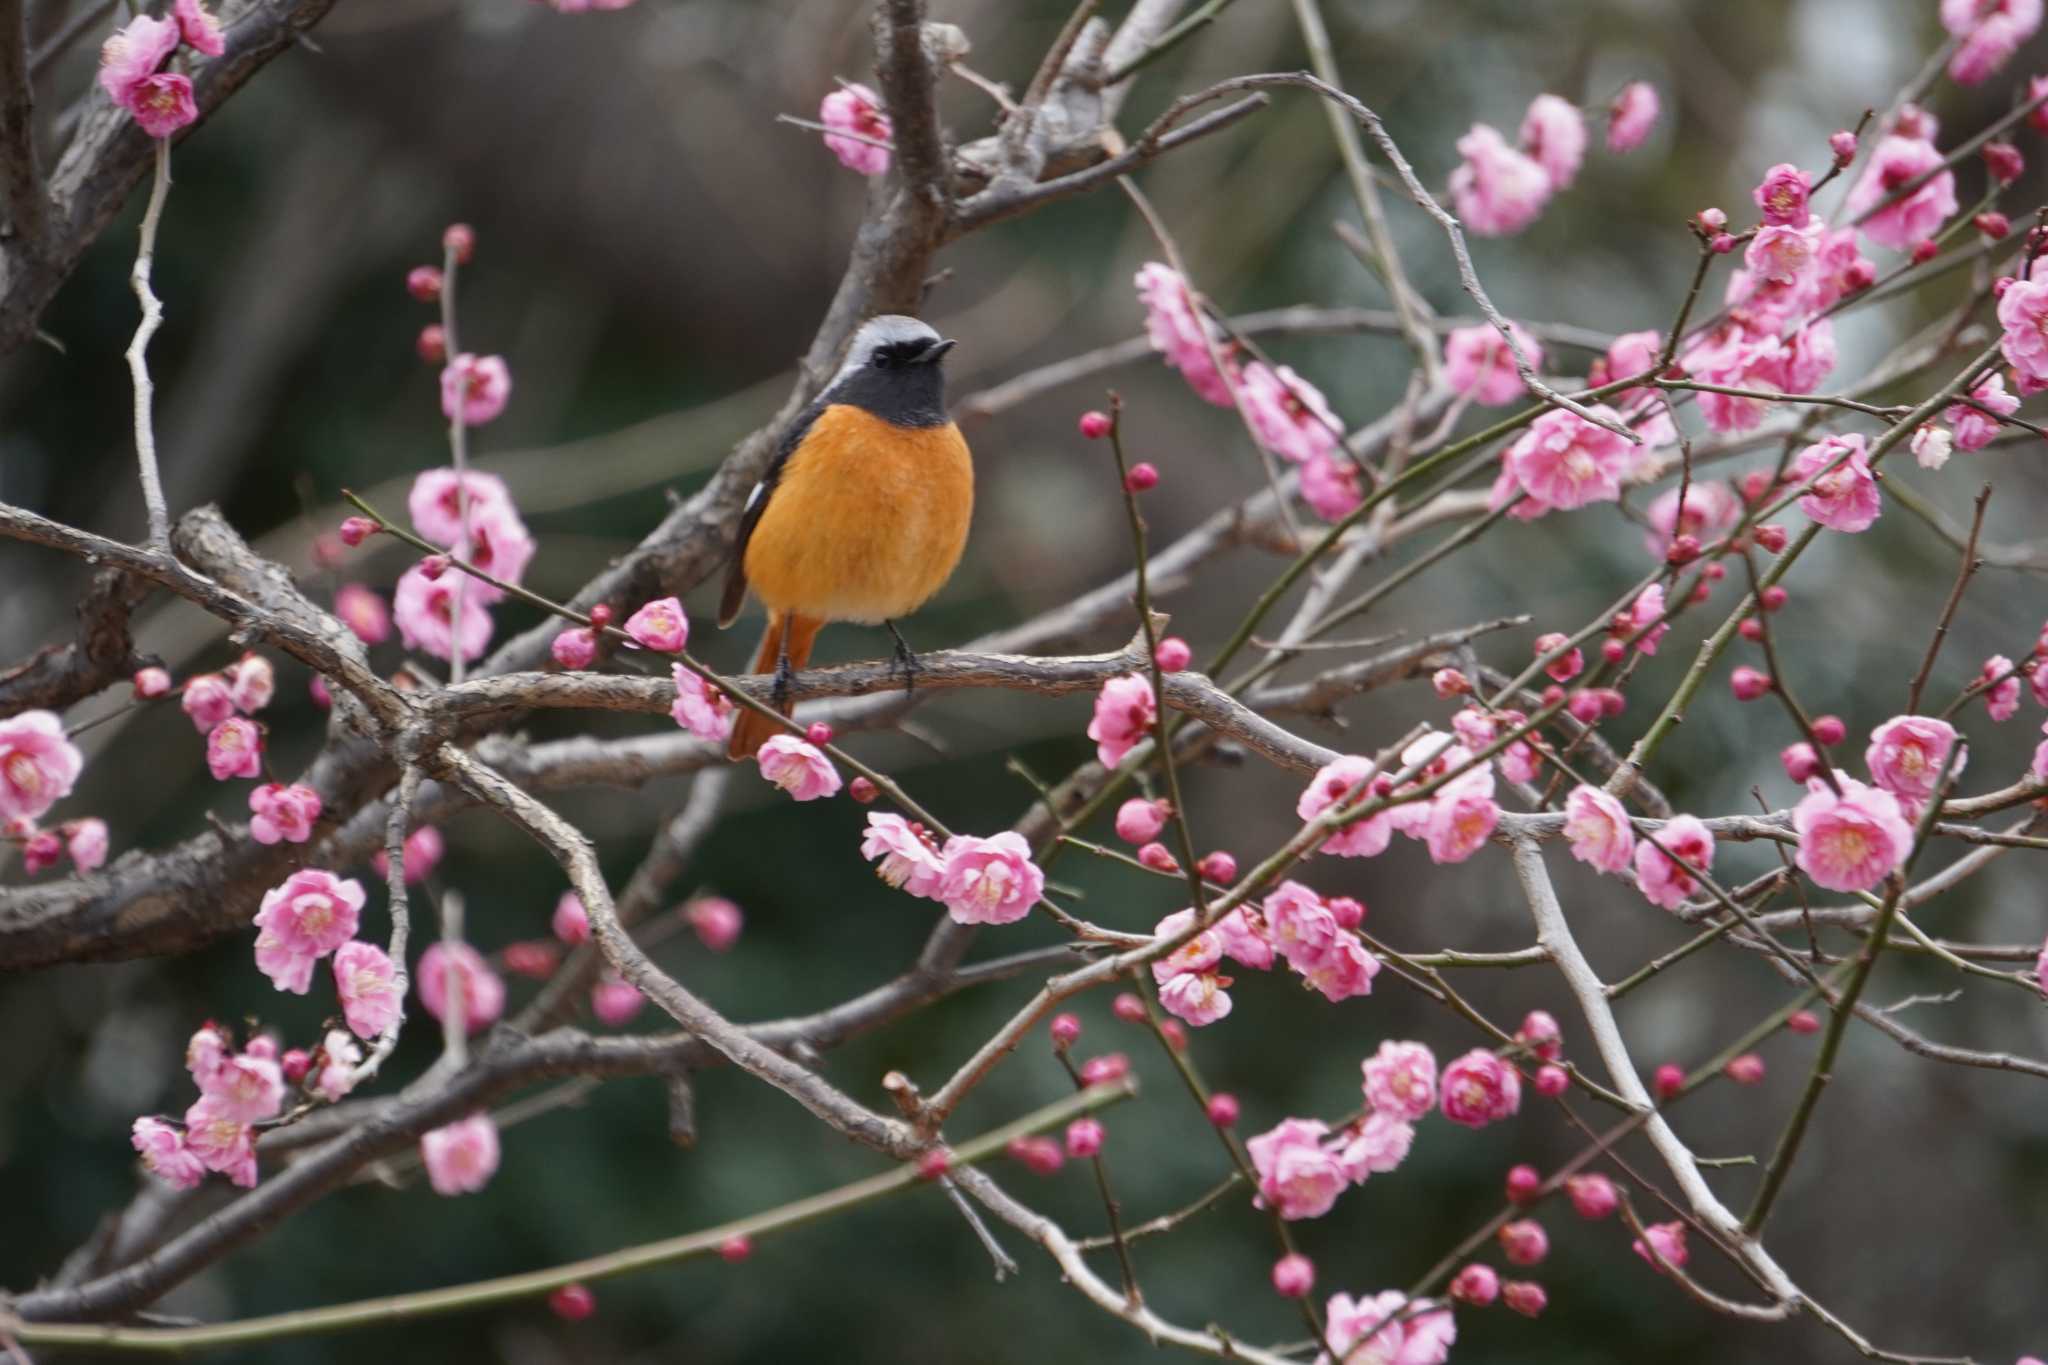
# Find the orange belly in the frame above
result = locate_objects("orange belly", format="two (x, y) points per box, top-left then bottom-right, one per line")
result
(743, 404), (974, 625)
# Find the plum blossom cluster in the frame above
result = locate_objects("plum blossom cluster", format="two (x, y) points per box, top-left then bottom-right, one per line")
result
(97, 1), (222, 139)
(819, 82), (893, 176)
(1295, 731), (1501, 868)
(861, 813), (1046, 926)
(0, 710), (107, 876)
(393, 469), (534, 664)
(1450, 84), (1659, 238)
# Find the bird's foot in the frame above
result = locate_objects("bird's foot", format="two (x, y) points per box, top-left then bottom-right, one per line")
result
(773, 649), (796, 712)
(885, 621), (920, 697)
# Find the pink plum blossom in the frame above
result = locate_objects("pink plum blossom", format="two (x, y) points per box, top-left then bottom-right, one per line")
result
(199, 1048), (284, 1123)
(1753, 163), (1812, 225)
(820, 82), (891, 175)
(225, 654), (274, 713)
(1791, 433), (1881, 533)
(182, 1098), (257, 1187)
(408, 469), (517, 547)
(172, 0), (224, 55)
(1295, 932), (1380, 1002)
(1298, 755), (1392, 857)
(1150, 908), (1222, 984)
(936, 831), (1043, 925)
(372, 825), (445, 885)
(453, 511), (536, 602)
(421, 1114), (500, 1196)
(132, 1116), (206, 1189)
(1159, 971), (1233, 1027)
(311, 1030), (362, 1103)
(1795, 776), (1916, 892)
(98, 15), (179, 106)
(1087, 673), (1156, 769)
(186, 1023), (229, 1089)
(246, 783), (319, 846)
(756, 734), (842, 800)
(1239, 362), (1343, 464)
(687, 896), (744, 952)
(1264, 880), (1338, 967)
(552, 891), (590, 945)
(1247, 1117), (1346, 1220)
(1564, 783), (1635, 873)
(205, 717), (263, 781)
(1449, 123), (1551, 236)
(1945, 0), (2040, 82)
(670, 664), (734, 741)
(1628, 581), (1670, 655)
(1331, 1112), (1414, 1182)
(1745, 215), (1823, 285)
(66, 818), (109, 871)
(1215, 907), (1275, 970)
(393, 562), (493, 662)
(439, 354), (512, 426)
(591, 974), (645, 1026)
(334, 940), (403, 1039)
(1362, 1040), (1438, 1121)
(180, 672), (237, 730)
(1115, 797), (1170, 844)
(1135, 262), (1234, 405)
(1949, 374), (2017, 451)
(1998, 277), (2048, 393)
(623, 597), (688, 652)
(1912, 424), (1955, 470)
(1519, 93), (1586, 189)
(1846, 135), (1958, 252)
(1633, 1220), (1690, 1273)
(1688, 329), (1786, 433)
(418, 942), (507, 1034)
(334, 584), (390, 645)
(1634, 814), (1715, 910)
(1299, 451), (1364, 522)
(861, 812), (946, 897)
(1505, 406), (1635, 510)
(1443, 322), (1540, 405)
(1606, 81), (1659, 152)
(1440, 1048), (1522, 1127)
(0, 711), (83, 823)
(1984, 654), (2022, 722)
(1643, 481), (1741, 558)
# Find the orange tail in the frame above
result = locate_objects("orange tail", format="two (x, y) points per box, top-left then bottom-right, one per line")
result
(728, 611), (823, 760)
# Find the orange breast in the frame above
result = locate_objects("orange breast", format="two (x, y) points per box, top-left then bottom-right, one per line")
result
(743, 404), (974, 625)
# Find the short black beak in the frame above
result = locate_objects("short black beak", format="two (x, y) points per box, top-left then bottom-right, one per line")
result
(914, 337), (957, 364)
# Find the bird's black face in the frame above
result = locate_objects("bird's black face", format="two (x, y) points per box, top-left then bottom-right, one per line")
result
(829, 333), (956, 428)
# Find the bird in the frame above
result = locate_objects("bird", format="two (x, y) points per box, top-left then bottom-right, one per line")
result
(719, 314), (973, 760)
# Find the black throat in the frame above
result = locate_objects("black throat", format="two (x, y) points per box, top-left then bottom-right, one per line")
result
(826, 361), (949, 429)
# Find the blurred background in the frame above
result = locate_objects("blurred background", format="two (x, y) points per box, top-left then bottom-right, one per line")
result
(5, 0), (2047, 1360)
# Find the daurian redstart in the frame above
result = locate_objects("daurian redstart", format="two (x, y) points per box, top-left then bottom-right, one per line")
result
(718, 315), (973, 759)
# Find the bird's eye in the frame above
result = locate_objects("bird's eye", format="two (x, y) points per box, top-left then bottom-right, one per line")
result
(870, 351), (895, 369)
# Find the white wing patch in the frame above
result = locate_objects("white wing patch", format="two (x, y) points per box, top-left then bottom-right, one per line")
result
(744, 481), (766, 515)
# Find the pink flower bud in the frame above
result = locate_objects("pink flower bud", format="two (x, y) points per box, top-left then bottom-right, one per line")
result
(1206, 1092), (1240, 1127)
(1079, 1053), (1129, 1086)
(1326, 895), (1365, 928)
(1536, 632), (1583, 682)
(719, 1235), (752, 1262)
(1730, 666), (1772, 701)
(1502, 1280), (1548, 1318)
(1450, 1263), (1500, 1306)
(1506, 1163), (1541, 1204)
(280, 1048), (311, 1084)
(1114, 797), (1170, 844)
(416, 324), (447, 365)
(1703, 561), (1726, 582)
(1666, 533), (1701, 565)
(1124, 462), (1159, 493)
(1078, 410), (1112, 440)
(1007, 1135), (1064, 1175)
(1595, 687), (1627, 718)
(549, 1284), (596, 1321)
(1977, 212), (2013, 240)
(503, 940), (560, 979)
(1516, 1009), (1563, 1060)
(687, 896), (744, 953)
(419, 554), (450, 581)
(337, 516), (378, 547)
(1567, 690), (1605, 724)
(1159, 1019), (1188, 1051)
(623, 597), (689, 653)
(1064, 1117), (1105, 1158)
(1785, 1009), (1823, 1036)
(1566, 1173), (1619, 1219)
(1781, 742), (1821, 783)
(1197, 850), (1237, 884)
(917, 1147), (952, 1181)
(1689, 582), (1712, 605)
(1811, 714), (1846, 746)
(1828, 129), (1857, 166)
(551, 628), (596, 670)
(1535, 1064), (1568, 1096)
(1601, 638), (1626, 664)
(442, 223), (475, 264)
(1112, 992), (1146, 1023)
(1153, 636), (1192, 671)
(1740, 618), (1765, 642)
(1050, 1013), (1081, 1047)
(405, 266), (443, 302)
(848, 776), (879, 803)
(1540, 683), (1565, 708)
(1697, 207), (1727, 232)
(1754, 523), (1788, 553)
(132, 666), (172, 698)
(1709, 232), (1736, 254)
(806, 722), (835, 746)
(1844, 259), (1876, 291)
(1911, 238), (1939, 264)
(1724, 1052), (1766, 1085)
(1137, 841), (1180, 874)
(588, 604), (614, 629)
(1432, 667), (1471, 697)
(1271, 1252), (1315, 1299)
(1983, 141), (2024, 185)
(1653, 1063), (1684, 1100)
(1499, 1219), (1549, 1266)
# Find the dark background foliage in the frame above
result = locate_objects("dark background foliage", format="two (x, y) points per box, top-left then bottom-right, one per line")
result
(4, 1), (2046, 1362)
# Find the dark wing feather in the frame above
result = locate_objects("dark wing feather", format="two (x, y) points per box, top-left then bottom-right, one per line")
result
(718, 396), (829, 628)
